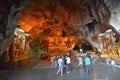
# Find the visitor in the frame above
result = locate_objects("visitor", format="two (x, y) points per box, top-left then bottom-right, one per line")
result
(50, 55), (54, 66)
(56, 56), (64, 76)
(64, 55), (67, 67)
(66, 55), (71, 73)
(84, 54), (92, 74)
(54, 56), (58, 68)
(78, 55), (83, 67)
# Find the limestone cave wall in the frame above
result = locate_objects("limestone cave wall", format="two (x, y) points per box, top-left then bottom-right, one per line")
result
(19, 0), (111, 52)
(0, 0), (111, 54)
(0, 0), (30, 55)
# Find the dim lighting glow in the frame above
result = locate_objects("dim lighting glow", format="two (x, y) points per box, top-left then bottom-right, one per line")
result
(18, 28), (24, 32)
(98, 33), (104, 36)
(25, 33), (29, 36)
(106, 29), (112, 32)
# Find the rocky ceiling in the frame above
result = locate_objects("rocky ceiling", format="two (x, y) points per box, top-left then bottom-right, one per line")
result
(0, 0), (119, 54)
(19, 0), (110, 34)
(104, 0), (120, 31)
(18, 0), (111, 52)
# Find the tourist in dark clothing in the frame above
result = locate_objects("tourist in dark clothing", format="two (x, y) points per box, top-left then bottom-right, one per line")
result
(64, 55), (67, 66)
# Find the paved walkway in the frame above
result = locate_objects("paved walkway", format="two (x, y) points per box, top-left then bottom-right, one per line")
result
(0, 60), (120, 80)
(33, 58), (79, 69)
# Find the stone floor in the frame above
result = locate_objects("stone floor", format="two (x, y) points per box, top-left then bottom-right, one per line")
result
(0, 59), (120, 80)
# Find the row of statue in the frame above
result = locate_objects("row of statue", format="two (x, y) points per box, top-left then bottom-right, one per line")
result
(101, 34), (120, 58)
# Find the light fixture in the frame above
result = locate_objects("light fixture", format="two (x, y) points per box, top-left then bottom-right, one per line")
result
(106, 29), (112, 33)
(25, 33), (29, 36)
(18, 28), (24, 32)
(98, 33), (104, 36)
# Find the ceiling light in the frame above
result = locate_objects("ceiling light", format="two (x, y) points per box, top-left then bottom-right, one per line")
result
(18, 28), (24, 32)
(98, 33), (104, 36)
(106, 29), (112, 32)
(25, 33), (29, 36)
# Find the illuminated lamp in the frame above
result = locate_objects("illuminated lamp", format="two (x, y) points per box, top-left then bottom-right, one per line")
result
(106, 29), (112, 33)
(25, 33), (29, 36)
(80, 48), (83, 52)
(18, 28), (24, 32)
(98, 33), (104, 36)
(14, 32), (18, 35)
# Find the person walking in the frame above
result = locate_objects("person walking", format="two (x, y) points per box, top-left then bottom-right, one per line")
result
(84, 54), (92, 74)
(54, 56), (58, 68)
(50, 55), (54, 66)
(56, 56), (64, 76)
(66, 55), (71, 74)
(64, 55), (67, 67)
(78, 55), (83, 67)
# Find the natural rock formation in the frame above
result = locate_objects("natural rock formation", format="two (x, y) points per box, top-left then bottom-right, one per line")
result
(0, 0), (30, 55)
(19, 0), (111, 52)
(0, 0), (111, 54)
